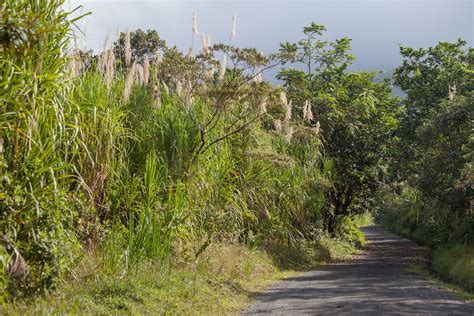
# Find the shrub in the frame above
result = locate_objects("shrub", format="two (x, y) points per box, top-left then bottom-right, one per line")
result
(335, 217), (365, 248)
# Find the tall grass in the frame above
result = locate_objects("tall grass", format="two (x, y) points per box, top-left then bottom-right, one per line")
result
(1, 0), (332, 298)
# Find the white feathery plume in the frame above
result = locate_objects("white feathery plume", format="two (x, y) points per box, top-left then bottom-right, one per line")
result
(184, 80), (193, 107)
(154, 91), (162, 108)
(303, 101), (308, 121)
(143, 57), (150, 84)
(192, 11), (199, 34)
(279, 91), (288, 107)
(105, 49), (116, 87)
(135, 63), (144, 84)
(274, 119), (282, 132)
(306, 102), (314, 122)
(98, 33), (109, 73)
(284, 126), (294, 144)
(123, 62), (137, 101)
(200, 33), (206, 52)
(124, 31), (131, 66)
(219, 54), (227, 80)
(314, 121), (321, 135)
(201, 33), (209, 54)
(284, 100), (292, 122)
(176, 80), (183, 97)
(187, 46), (193, 58)
(303, 100), (314, 122)
(231, 14), (237, 37)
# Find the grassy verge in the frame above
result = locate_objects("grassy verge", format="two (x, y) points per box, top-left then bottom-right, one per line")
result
(431, 244), (474, 293)
(380, 221), (474, 295)
(408, 265), (474, 302)
(2, 237), (358, 315)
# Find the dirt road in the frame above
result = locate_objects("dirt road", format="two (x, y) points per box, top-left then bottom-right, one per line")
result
(244, 225), (474, 315)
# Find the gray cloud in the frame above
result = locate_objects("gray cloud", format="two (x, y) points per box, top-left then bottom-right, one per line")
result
(70, 0), (473, 79)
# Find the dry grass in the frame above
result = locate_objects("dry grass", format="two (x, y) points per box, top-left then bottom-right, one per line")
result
(2, 238), (358, 315)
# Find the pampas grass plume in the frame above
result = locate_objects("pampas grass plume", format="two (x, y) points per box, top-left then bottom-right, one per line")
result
(285, 100), (292, 122)
(304, 100), (313, 122)
(123, 62), (137, 101)
(124, 31), (131, 66)
(231, 14), (237, 37)
(201, 33), (209, 54)
(98, 34), (109, 73)
(192, 11), (199, 34)
(274, 119), (282, 132)
(285, 126), (294, 143)
(314, 121), (320, 135)
(279, 91), (288, 107)
(207, 64), (216, 79)
(143, 57), (150, 84)
(176, 80), (183, 97)
(135, 63), (144, 84)
(105, 49), (116, 87)
(219, 54), (227, 80)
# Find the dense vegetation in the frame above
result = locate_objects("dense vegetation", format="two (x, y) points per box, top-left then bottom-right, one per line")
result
(377, 39), (474, 290)
(0, 0), (472, 309)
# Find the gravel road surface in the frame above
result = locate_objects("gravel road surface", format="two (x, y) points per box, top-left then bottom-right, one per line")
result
(244, 225), (474, 315)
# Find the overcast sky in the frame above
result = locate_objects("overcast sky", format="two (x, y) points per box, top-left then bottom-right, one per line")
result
(69, 0), (473, 79)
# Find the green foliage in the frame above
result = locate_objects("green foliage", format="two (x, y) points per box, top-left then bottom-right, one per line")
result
(3, 0), (470, 304)
(383, 40), (473, 248)
(377, 184), (474, 292)
(0, 247), (8, 304)
(1, 2), (334, 297)
(278, 23), (398, 230)
(335, 217), (365, 248)
(1, 0), (87, 294)
(351, 212), (374, 228)
(433, 245), (474, 292)
(114, 29), (166, 64)
(2, 238), (358, 314)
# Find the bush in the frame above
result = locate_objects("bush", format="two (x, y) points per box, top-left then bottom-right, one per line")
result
(335, 217), (365, 248)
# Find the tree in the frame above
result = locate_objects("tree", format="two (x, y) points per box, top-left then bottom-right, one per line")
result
(113, 29), (166, 65)
(157, 43), (280, 162)
(277, 23), (354, 118)
(390, 40), (473, 237)
(278, 23), (397, 230)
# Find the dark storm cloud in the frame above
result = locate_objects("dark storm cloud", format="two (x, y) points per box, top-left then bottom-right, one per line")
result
(70, 0), (472, 78)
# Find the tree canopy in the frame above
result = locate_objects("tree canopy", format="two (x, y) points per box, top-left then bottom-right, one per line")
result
(277, 23), (398, 230)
